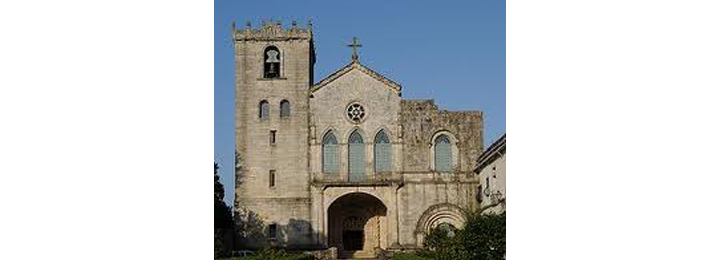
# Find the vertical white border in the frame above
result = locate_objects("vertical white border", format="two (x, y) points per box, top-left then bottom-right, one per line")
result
(509, 0), (720, 259)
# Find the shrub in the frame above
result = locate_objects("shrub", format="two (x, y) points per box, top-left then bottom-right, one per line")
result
(457, 212), (506, 260)
(424, 212), (506, 260)
(423, 223), (457, 252)
(392, 252), (434, 260)
(223, 248), (315, 260)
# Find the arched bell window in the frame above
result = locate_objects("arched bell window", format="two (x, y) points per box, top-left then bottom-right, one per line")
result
(322, 132), (339, 174)
(374, 130), (391, 172)
(348, 130), (365, 181)
(263, 46), (281, 78)
(434, 134), (452, 172)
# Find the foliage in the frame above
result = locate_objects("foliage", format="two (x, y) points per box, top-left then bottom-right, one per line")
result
(391, 252), (434, 260)
(423, 223), (457, 252)
(422, 212), (506, 260)
(456, 212), (506, 260)
(215, 163), (234, 228)
(215, 163), (235, 258)
(222, 248), (315, 260)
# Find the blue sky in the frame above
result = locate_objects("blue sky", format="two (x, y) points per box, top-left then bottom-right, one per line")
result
(215, 0), (505, 205)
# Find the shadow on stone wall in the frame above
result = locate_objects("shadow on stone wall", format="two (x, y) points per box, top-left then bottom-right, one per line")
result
(235, 209), (327, 251)
(234, 152), (326, 251)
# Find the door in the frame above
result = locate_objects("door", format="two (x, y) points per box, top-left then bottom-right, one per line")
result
(342, 230), (364, 251)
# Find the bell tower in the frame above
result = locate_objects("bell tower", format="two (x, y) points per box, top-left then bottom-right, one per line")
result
(234, 19), (316, 248)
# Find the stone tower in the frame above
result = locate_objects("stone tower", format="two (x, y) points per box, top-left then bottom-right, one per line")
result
(234, 20), (316, 248)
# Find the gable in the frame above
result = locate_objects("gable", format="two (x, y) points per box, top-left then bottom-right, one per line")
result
(311, 61), (402, 95)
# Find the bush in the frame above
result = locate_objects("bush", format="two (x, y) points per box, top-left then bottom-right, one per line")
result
(423, 223), (457, 252)
(424, 212), (506, 260)
(223, 248), (315, 260)
(392, 252), (434, 260)
(457, 212), (506, 260)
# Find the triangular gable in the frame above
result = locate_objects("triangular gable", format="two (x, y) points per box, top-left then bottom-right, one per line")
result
(311, 60), (402, 94)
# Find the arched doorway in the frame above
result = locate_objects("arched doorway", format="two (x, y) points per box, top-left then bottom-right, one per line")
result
(327, 192), (387, 258)
(414, 203), (467, 246)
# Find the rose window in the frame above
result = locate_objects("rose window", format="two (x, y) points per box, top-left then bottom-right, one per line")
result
(346, 103), (365, 123)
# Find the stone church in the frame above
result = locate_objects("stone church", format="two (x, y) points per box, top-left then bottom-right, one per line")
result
(234, 20), (484, 258)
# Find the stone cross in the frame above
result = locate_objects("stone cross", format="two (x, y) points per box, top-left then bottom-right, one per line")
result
(347, 37), (362, 61)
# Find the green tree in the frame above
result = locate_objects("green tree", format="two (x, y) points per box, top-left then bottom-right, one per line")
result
(215, 163), (233, 228)
(215, 163), (234, 258)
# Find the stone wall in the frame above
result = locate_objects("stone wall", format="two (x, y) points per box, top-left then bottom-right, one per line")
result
(400, 100), (483, 173)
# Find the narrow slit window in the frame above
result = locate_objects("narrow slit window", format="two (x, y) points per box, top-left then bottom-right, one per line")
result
(269, 170), (276, 188)
(270, 130), (276, 144)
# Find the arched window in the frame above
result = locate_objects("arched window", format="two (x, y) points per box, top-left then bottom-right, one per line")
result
(259, 100), (269, 121)
(374, 130), (391, 172)
(348, 130), (365, 181)
(280, 100), (291, 118)
(263, 46), (280, 78)
(434, 134), (452, 171)
(322, 132), (339, 174)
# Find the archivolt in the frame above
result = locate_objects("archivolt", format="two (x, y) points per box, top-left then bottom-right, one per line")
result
(414, 203), (468, 235)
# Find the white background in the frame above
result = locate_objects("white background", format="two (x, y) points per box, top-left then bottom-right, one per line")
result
(1, 0), (719, 259)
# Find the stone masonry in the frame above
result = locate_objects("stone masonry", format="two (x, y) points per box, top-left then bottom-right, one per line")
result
(234, 20), (485, 257)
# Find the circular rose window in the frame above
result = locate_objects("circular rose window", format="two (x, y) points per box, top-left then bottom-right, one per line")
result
(346, 103), (365, 123)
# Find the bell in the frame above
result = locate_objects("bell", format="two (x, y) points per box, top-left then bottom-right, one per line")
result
(266, 50), (280, 63)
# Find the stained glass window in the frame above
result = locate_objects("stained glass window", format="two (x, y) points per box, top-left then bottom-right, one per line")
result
(374, 130), (391, 172)
(322, 132), (339, 173)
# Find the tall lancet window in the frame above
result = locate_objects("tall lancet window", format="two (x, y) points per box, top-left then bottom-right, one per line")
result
(263, 46), (280, 78)
(348, 131), (365, 181)
(434, 134), (452, 172)
(322, 132), (339, 174)
(374, 130), (391, 172)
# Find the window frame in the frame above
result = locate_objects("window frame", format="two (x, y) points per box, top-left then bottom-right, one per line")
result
(348, 130), (365, 181)
(374, 130), (392, 173)
(269, 170), (276, 188)
(279, 100), (291, 118)
(430, 131), (458, 172)
(259, 100), (269, 121)
(322, 132), (339, 174)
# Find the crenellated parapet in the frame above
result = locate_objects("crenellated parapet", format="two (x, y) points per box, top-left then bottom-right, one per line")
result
(234, 19), (313, 41)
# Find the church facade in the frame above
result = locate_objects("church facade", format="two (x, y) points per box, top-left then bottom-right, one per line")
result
(234, 20), (484, 257)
